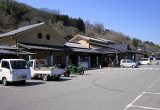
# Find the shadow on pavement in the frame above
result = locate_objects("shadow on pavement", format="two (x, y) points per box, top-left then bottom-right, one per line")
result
(62, 75), (78, 78)
(9, 81), (46, 87)
(83, 73), (92, 75)
(53, 78), (72, 82)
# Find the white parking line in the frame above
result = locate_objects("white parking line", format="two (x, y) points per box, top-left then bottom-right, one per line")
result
(121, 67), (160, 70)
(123, 77), (160, 110)
(123, 92), (144, 110)
(124, 91), (160, 110)
(144, 92), (160, 95)
(131, 105), (160, 110)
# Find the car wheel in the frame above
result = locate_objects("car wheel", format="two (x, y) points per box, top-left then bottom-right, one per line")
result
(42, 75), (48, 81)
(132, 65), (136, 68)
(54, 76), (60, 80)
(64, 71), (70, 77)
(2, 77), (8, 86)
(55, 77), (60, 80)
(120, 65), (124, 68)
(21, 80), (26, 84)
(79, 70), (84, 75)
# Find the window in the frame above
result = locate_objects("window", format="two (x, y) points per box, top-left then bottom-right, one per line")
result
(46, 34), (51, 40)
(27, 61), (33, 68)
(10, 61), (29, 69)
(2, 61), (10, 69)
(37, 33), (42, 39)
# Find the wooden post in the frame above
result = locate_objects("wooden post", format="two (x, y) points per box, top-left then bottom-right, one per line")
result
(66, 55), (69, 66)
(50, 55), (53, 66)
(78, 55), (81, 66)
(96, 56), (99, 67)
(88, 56), (91, 68)
(29, 55), (32, 61)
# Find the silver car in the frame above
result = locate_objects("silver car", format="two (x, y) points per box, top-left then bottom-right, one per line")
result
(120, 59), (138, 68)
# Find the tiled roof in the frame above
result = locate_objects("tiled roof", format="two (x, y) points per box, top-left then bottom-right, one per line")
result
(65, 42), (88, 49)
(0, 49), (16, 54)
(16, 50), (36, 55)
(107, 43), (129, 52)
(73, 35), (102, 42)
(65, 42), (119, 53)
(0, 22), (44, 38)
(97, 37), (116, 44)
(18, 43), (65, 51)
(17, 43), (140, 54)
(18, 43), (101, 53)
(0, 49), (35, 55)
(96, 48), (119, 54)
(0, 45), (18, 50)
(69, 34), (115, 44)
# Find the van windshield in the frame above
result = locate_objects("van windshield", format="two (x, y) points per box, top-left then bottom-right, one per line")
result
(10, 61), (29, 69)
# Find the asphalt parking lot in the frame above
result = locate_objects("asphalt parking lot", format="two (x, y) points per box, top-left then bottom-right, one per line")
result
(0, 63), (160, 110)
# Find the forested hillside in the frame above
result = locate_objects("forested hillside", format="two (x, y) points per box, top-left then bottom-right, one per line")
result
(0, 0), (159, 51)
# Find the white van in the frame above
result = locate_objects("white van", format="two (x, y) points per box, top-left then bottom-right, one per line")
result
(0, 59), (31, 86)
(139, 58), (151, 65)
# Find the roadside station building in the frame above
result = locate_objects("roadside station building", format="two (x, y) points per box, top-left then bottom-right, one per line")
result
(65, 35), (117, 68)
(0, 22), (141, 68)
(0, 22), (66, 66)
(66, 34), (140, 67)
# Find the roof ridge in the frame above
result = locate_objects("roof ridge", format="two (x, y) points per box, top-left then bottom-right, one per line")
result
(0, 22), (45, 38)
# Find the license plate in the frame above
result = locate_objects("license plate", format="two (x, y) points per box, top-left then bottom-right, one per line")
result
(17, 75), (27, 79)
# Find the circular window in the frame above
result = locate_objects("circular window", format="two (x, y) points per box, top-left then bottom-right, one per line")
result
(46, 34), (51, 40)
(37, 33), (42, 39)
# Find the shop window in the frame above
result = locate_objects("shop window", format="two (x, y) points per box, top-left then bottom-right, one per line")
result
(37, 33), (42, 39)
(46, 34), (51, 40)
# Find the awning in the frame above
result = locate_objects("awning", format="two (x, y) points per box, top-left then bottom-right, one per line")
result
(16, 50), (36, 55)
(18, 43), (65, 51)
(96, 48), (119, 54)
(126, 50), (143, 54)
(0, 49), (16, 54)
(0, 49), (35, 55)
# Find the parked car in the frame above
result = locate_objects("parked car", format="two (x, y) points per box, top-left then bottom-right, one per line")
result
(139, 58), (151, 65)
(0, 59), (31, 86)
(120, 59), (138, 68)
(28, 59), (64, 81)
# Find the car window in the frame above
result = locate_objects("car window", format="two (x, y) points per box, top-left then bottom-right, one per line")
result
(27, 61), (33, 67)
(10, 61), (29, 69)
(2, 61), (10, 69)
